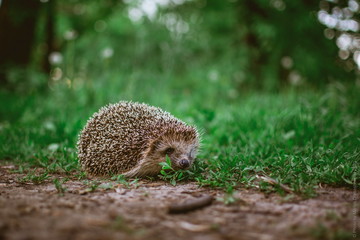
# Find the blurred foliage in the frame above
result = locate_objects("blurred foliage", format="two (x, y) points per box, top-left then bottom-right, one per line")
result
(1, 0), (358, 92)
(44, 0), (355, 90)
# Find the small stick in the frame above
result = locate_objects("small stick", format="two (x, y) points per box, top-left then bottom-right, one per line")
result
(168, 194), (214, 214)
(258, 175), (293, 193)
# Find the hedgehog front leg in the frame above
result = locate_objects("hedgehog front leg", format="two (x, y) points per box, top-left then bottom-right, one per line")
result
(122, 159), (162, 178)
(122, 165), (142, 178)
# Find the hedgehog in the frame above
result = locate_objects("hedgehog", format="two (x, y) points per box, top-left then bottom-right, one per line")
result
(77, 101), (200, 177)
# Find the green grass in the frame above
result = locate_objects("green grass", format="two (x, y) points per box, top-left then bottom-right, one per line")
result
(0, 72), (359, 195)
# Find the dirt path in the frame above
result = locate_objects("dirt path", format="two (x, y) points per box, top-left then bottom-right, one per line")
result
(0, 166), (357, 240)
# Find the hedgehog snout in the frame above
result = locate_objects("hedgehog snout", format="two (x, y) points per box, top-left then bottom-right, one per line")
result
(179, 159), (190, 169)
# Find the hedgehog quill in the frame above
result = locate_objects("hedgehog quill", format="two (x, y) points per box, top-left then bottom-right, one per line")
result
(77, 101), (200, 177)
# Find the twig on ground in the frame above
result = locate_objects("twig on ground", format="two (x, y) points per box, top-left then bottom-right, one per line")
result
(168, 194), (214, 214)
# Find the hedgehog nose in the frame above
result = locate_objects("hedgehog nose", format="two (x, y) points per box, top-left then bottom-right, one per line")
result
(179, 159), (190, 169)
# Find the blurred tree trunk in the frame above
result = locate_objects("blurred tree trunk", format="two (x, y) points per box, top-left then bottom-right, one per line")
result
(235, 0), (270, 90)
(43, 0), (55, 73)
(0, 0), (41, 85)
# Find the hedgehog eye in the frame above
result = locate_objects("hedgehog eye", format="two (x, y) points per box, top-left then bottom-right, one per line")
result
(164, 147), (175, 155)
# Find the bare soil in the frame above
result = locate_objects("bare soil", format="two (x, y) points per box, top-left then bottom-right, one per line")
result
(0, 165), (357, 240)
